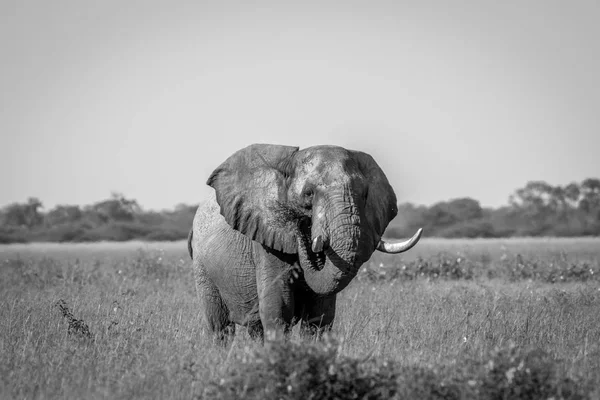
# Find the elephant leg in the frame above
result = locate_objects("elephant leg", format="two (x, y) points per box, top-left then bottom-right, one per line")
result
(206, 292), (235, 345)
(254, 247), (296, 342)
(194, 261), (235, 346)
(299, 294), (337, 339)
(204, 283), (236, 345)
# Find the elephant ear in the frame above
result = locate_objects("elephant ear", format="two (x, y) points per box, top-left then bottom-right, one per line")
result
(207, 144), (300, 253)
(351, 151), (398, 242)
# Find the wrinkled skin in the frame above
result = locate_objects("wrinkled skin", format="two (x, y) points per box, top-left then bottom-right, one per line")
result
(190, 144), (420, 344)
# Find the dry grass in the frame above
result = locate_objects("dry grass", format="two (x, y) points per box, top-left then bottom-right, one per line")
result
(1, 238), (599, 399)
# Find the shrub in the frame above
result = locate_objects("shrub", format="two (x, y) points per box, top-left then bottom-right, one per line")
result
(359, 254), (476, 282)
(436, 219), (498, 238)
(502, 254), (600, 283)
(203, 338), (401, 400)
(476, 342), (586, 399)
(203, 339), (588, 400)
(0, 227), (28, 243)
(143, 229), (187, 241)
(29, 221), (92, 242)
(77, 222), (153, 242)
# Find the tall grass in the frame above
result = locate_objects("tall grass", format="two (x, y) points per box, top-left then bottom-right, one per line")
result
(1, 238), (599, 399)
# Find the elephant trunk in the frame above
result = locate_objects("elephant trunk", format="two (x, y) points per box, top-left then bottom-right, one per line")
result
(296, 193), (363, 295)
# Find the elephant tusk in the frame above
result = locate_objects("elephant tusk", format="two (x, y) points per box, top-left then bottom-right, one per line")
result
(312, 235), (324, 253)
(376, 228), (423, 254)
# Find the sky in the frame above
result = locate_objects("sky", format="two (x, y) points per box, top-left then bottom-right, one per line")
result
(1, 0), (599, 211)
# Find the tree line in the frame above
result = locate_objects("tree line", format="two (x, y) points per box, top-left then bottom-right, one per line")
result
(1, 179), (599, 244)
(0, 193), (197, 243)
(387, 178), (600, 238)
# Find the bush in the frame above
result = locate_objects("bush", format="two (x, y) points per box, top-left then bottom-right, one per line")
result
(77, 222), (154, 242)
(204, 338), (402, 400)
(476, 342), (586, 399)
(204, 339), (588, 400)
(436, 219), (498, 238)
(360, 254), (476, 282)
(503, 254), (599, 283)
(143, 229), (187, 241)
(0, 227), (28, 243)
(29, 221), (92, 242)
(359, 252), (600, 284)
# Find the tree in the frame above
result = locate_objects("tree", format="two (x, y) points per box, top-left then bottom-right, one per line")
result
(0, 197), (44, 228)
(385, 203), (428, 238)
(564, 182), (581, 208)
(579, 178), (600, 212)
(89, 192), (141, 222)
(508, 181), (558, 235)
(44, 205), (82, 226)
(579, 178), (600, 234)
(425, 198), (483, 229)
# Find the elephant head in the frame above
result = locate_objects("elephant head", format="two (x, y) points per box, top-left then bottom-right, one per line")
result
(207, 144), (423, 295)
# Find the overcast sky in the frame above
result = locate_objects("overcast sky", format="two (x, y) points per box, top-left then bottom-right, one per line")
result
(1, 0), (599, 211)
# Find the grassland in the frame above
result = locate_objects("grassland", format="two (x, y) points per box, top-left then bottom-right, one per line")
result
(1, 238), (599, 399)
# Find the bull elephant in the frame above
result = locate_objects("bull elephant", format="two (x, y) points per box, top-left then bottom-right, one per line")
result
(188, 144), (422, 344)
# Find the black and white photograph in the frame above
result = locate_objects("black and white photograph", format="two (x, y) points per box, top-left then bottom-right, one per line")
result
(1, 1), (599, 398)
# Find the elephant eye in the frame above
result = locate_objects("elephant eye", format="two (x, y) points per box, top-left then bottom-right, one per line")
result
(302, 187), (314, 209)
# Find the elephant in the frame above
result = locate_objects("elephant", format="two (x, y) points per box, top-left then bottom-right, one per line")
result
(188, 143), (423, 344)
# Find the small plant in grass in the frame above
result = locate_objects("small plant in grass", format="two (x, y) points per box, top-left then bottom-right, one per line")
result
(55, 299), (93, 340)
(127, 248), (188, 282)
(360, 254), (476, 283)
(359, 252), (600, 284)
(504, 254), (600, 283)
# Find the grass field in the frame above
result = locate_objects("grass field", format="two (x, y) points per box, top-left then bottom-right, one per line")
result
(1, 238), (600, 399)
